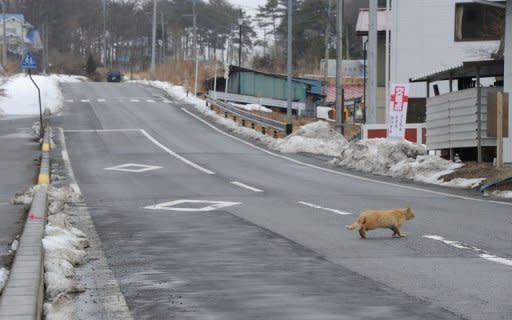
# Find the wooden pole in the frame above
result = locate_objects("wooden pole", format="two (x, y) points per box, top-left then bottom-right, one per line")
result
(497, 92), (504, 168)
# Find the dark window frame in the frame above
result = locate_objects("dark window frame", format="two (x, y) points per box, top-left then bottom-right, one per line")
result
(454, 2), (505, 42)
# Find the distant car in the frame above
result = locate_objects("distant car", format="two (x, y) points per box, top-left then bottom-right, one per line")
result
(107, 70), (122, 82)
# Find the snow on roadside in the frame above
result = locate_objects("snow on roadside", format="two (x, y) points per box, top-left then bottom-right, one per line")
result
(0, 268), (8, 294)
(490, 190), (512, 199)
(0, 73), (85, 117)
(132, 80), (485, 190)
(231, 102), (272, 113)
(43, 183), (88, 320)
(270, 121), (347, 156)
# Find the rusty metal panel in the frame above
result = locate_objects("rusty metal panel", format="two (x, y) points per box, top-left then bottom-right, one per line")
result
(487, 92), (509, 138)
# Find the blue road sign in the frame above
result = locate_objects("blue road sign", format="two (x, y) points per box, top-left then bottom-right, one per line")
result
(21, 51), (38, 69)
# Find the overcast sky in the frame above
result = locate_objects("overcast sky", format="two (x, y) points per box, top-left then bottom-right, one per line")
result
(226, 0), (266, 16)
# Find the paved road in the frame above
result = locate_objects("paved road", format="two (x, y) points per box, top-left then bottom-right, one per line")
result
(53, 82), (512, 320)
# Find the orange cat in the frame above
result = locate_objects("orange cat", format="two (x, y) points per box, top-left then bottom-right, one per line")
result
(346, 208), (415, 239)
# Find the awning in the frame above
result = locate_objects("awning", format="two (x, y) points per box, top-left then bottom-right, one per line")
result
(409, 60), (504, 83)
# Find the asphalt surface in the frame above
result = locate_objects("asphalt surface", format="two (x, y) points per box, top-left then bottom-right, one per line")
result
(0, 117), (39, 269)
(52, 82), (512, 320)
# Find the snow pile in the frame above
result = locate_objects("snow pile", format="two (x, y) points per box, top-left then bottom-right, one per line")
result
(0, 268), (8, 294)
(270, 121), (347, 156)
(490, 190), (512, 199)
(0, 73), (85, 117)
(333, 138), (484, 188)
(10, 185), (40, 206)
(43, 185), (88, 320)
(232, 103), (272, 113)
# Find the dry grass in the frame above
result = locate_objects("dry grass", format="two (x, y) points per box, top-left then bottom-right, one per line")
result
(441, 162), (512, 189)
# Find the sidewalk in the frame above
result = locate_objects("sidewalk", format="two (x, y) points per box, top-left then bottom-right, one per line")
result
(0, 117), (40, 274)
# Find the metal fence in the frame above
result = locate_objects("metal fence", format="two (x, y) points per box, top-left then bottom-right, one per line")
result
(205, 95), (287, 133)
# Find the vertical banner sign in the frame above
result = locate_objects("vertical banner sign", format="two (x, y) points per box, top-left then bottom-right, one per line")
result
(388, 83), (409, 141)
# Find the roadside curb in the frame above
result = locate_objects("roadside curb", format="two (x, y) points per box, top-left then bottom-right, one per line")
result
(0, 130), (50, 319)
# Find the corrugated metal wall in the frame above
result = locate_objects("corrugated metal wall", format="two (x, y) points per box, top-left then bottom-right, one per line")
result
(228, 71), (307, 102)
(426, 87), (500, 149)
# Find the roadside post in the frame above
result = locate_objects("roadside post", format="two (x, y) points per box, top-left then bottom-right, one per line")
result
(20, 51), (43, 138)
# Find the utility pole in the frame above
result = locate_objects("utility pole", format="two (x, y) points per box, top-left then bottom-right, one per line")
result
(367, 0), (378, 124)
(238, 9), (242, 67)
(385, 0), (391, 124)
(323, 0), (331, 82)
(150, 0), (157, 73)
(161, 11), (165, 64)
(286, 0), (293, 135)
(103, 0), (107, 66)
(193, 0), (198, 96)
(335, 0), (343, 134)
(1, 0), (6, 71)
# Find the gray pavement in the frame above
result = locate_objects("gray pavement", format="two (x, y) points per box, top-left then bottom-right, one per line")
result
(49, 82), (512, 319)
(0, 117), (39, 269)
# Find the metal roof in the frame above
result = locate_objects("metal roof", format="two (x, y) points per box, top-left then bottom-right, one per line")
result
(409, 60), (504, 82)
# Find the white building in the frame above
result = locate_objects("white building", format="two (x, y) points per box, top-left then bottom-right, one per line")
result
(390, 0), (502, 98)
(0, 14), (42, 56)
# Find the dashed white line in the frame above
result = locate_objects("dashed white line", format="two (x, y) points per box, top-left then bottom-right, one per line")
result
(80, 99), (90, 103)
(65, 99), (74, 103)
(130, 99), (139, 102)
(97, 99), (106, 102)
(423, 235), (512, 267)
(231, 181), (263, 192)
(64, 129), (141, 133)
(298, 201), (353, 215)
(147, 99), (155, 103)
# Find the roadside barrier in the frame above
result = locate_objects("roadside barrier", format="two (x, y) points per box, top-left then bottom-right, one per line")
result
(206, 95), (287, 138)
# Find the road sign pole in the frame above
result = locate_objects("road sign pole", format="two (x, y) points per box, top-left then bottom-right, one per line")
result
(28, 69), (43, 138)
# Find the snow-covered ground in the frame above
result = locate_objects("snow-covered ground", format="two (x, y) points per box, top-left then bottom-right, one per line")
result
(0, 73), (84, 116)
(0, 268), (8, 293)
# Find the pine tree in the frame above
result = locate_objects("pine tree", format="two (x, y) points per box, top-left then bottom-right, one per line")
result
(85, 52), (97, 75)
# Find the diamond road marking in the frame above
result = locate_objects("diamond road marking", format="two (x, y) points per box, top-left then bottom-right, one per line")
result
(104, 163), (162, 173)
(144, 199), (241, 212)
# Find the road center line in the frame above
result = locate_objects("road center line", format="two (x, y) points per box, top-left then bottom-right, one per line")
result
(139, 129), (215, 175)
(298, 201), (353, 215)
(423, 235), (512, 267)
(231, 181), (263, 192)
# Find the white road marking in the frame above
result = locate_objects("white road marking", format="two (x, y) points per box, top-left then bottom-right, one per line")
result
(130, 99), (139, 102)
(140, 129), (215, 175)
(105, 163), (162, 173)
(64, 129), (141, 133)
(147, 99), (155, 103)
(231, 181), (263, 192)
(65, 99), (74, 103)
(145, 199), (240, 212)
(298, 201), (353, 215)
(80, 99), (90, 103)
(97, 99), (106, 102)
(64, 128), (215, 175)
(423, 235), (512, 267)
(180, 107), (512, 207)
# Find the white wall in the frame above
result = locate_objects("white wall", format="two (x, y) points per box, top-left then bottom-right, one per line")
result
(391, 0), (500, 98)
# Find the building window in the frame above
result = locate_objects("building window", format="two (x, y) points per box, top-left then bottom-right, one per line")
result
(454, 3), (505, 41)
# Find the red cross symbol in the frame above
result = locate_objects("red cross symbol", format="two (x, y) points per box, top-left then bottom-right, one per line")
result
(390, 86), (408, 112)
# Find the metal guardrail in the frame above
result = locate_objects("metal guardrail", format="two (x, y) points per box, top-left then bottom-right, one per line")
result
(206, 95), (287, 133)
(209, 91), (305, 112)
